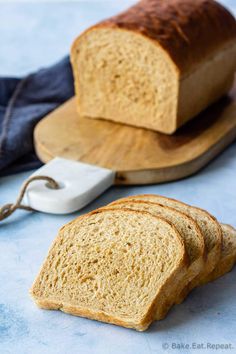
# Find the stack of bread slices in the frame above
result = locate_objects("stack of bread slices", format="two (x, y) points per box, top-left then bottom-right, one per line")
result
(30, 195), (236, 331)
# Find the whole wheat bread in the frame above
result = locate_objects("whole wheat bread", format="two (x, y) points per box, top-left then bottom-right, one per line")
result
(107, 200), (205, 319)
(204, 224), (236, 283)
(113, 195), (222, 303)
(71, 0), (236, 134)
(30, 208), (187, 331)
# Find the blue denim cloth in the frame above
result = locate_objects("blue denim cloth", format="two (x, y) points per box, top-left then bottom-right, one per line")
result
(0, 56), (74, 176)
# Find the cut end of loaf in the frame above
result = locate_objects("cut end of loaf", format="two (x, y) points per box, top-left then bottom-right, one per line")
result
(71, 27), (179, 134)
(30, 208), (186, 330)
(71, 0), (236, 134)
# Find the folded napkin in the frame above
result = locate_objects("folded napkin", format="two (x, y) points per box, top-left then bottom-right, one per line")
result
(0, 56), (74, 176)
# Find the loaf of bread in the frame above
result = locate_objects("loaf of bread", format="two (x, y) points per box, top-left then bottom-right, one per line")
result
(71, 0), (236, 134)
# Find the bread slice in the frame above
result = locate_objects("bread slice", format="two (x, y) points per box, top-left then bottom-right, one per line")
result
(71, 0), (236, 134)
(204, 224), (236, 283)
(112, 195), (222, 303)
(106, 200), (205, 319)
(30, 208), (187, 331)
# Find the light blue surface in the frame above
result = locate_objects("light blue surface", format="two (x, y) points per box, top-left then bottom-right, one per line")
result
(0, 2), (236, 354)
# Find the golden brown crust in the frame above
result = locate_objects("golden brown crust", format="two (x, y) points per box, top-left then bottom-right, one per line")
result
(115, 194), (222, 303)
(95, 207), (189, 260)
(201, 223), (236, 283)
(117, 193), (222, 254)
(94, 0), (236, 73)
(203, 255), (235, 283)
(32, 297), (149, 331)
(109, 199), (206, 260)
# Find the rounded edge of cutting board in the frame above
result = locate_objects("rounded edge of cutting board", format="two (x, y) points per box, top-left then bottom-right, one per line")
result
(34, 126), (236, 185)
(34, 82), (236, 185)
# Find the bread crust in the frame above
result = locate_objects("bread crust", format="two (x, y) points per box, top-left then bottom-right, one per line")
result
(72, 0), (236, 74)
(203, 224), (236, 283)
(30, 208), (188, 331)
(116, 194), (222, 302)
(112, 194), (222, 256)
(107, 200), (206, 319)
(108, 200), (206, 259)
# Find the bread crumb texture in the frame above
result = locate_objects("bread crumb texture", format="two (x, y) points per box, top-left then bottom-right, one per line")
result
(31, 209), (185, 330)
(30, 195), (236, 330)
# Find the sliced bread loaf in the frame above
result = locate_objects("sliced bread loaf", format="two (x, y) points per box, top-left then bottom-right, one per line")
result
(204, 224), (236, 283)
(107, 200), (205, 319)
(30, 208), (187, 331)
(71, 0), (236, 134)
(112, 195), (222, 303)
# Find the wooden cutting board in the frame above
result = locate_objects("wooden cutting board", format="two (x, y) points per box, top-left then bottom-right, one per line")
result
(34, 80), (236, 185)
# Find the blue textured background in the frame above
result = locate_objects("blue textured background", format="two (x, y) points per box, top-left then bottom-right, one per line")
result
(0, 2), (236, 353)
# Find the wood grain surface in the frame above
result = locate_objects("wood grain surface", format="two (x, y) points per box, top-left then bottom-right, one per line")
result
(34, 79), (236, 185)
